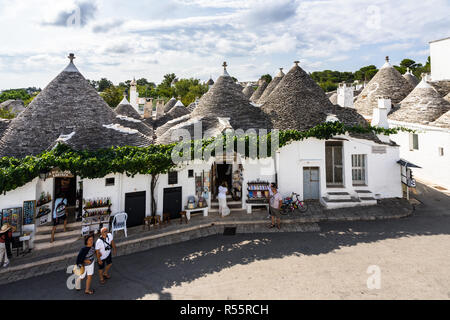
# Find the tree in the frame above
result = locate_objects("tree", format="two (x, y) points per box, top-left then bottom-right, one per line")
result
(100, 86), (124, 108)
(260, 74), (272, 84)
(97, 78), (114, 92)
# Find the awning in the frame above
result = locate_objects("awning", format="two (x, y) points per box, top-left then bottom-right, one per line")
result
(397, 159), (421, 168)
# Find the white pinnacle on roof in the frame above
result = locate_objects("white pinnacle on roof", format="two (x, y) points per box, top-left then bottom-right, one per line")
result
(119, 95), (130, 105)
(222, 61), (230, 77)
(63, 53), (80, 73)
(174, 100), (185, 107)
(381, 56), (392, 69)
(275, 68), (285, 78)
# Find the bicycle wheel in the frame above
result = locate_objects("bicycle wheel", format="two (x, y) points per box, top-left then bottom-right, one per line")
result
(298, 201), (308, 213)
(280, 205), (289, 215)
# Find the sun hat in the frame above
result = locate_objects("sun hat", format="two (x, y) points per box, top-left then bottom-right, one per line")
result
(0, 224), (11, 233)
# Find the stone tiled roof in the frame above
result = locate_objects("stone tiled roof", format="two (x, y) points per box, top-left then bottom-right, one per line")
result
(429, 80), (450, 97)
(354, 57), (413, 117)
(389, 79), (450, 125)
(432, 110), (450, 129)
(0, 56), (151, 158)
(156, 66), (272, 144)
(250, 80), (268, 103)
(261, 62), (381, 143)
(0, 119), (10, 140)
(163, 97), (177, 113)
(48, 123), (152, 151)
(403, 69), (419, 87)
(153, 102), (190, 129)
(114, 96), (142, 120)
(242, 83), (254, 100)
(257, 68), (285, 105)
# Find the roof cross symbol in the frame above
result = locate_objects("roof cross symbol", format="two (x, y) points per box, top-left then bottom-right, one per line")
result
(222, 61), (228, 70)
(68, 53), (75, 63)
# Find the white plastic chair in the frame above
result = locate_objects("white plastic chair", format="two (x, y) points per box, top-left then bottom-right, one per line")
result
(111, 212), (128, 238)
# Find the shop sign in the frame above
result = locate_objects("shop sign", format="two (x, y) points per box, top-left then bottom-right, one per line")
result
(48, 168), (74, 178)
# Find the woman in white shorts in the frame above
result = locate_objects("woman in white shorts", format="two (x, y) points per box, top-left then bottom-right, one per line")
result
(75, 234), (96, 295)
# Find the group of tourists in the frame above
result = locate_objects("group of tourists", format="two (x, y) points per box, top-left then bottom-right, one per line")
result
(75, 227), (116, 295)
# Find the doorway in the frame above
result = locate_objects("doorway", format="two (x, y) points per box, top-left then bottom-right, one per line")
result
(325, 141), (344, 187)
(125, 191), (146, 227)
(54, 177), (77, 222)
(303, 167), (320, 200)
(163, 187), (182, 219)
(214, 164), (232, 196)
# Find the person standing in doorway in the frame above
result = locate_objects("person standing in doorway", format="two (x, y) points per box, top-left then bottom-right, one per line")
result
(96, 227), (116, 284)
(218, 181), (230, 217)
(269, 184), (283, 229)
(76, 234), (96, 295)
(51, 193), (68, 243)
(0, 224), (12, 268)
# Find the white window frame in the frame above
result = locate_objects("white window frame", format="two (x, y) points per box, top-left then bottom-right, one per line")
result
(409, 133), (419, 151)
(352, 154), (367, 186)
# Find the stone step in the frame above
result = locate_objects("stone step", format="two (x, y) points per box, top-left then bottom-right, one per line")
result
(34, 229), (81, 243)
(326, 192), (352, 201)
(211, 201), (242, 209)
(209, 207), (245, 214)
(36, 221), (82, 233)
(33, 236), (82, 252)
(320, 197), (376, 209)
(355, 190), (372, 194)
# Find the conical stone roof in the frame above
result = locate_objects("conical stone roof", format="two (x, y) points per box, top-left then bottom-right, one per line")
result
(354, 57), (414, 117)
(432, 110), (450, 129)
(163, 97), (177, 113)
(429, 80), (450, 97)
(0, 54), (125, 158)
(260, 62), (332, 130)
(153, 101), (189, 128)
(156, 64), (272, 144)
(250, 80), (268, 103)
(242, 83), (254, 100)
(0, 119), (10, 140)
(403, 68), (419, 87)
(329, 92), (338, 105)
(389, 79), (450, 125)
(115, 96), (142, 120)
(257, 68), (285, 105)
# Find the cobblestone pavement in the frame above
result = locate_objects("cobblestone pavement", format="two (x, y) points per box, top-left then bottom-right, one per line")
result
(0, 184), (448, 299)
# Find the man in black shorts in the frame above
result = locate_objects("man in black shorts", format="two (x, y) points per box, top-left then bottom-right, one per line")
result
(95, 227), (117, 284)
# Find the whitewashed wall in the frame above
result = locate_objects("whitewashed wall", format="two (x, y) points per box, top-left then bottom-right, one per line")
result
(390, 125), (450, 189)
(0, 178), (38, 209)
(430, 38), (450, 81)
(155, 162), (212, 216)
(276, 137), (402, 200)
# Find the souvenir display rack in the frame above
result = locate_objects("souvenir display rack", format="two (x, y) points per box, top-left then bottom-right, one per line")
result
(232, 166), (243, 201)
(81, 198), (111, 236)
(246, 181), (270, 203)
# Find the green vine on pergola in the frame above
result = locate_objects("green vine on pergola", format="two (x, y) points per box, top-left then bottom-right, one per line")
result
(0, 122), (412, 195)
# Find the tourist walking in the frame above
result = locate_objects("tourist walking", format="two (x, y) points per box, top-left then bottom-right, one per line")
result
(95, 227), (116, 284)
(75, 234), (96, 295)
(51, 193), (68, 243)
(0, 224), (12, 268)
(218, 181), (230, 217)
(269, 184), (283, 229)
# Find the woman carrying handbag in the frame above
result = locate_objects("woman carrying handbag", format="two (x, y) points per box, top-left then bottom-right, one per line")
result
(74, 234), (96, 295)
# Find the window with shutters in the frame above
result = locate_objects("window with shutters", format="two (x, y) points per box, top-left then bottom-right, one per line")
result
(352, 154), (367, 186)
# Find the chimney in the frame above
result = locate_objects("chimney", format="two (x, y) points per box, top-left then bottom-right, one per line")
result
(144, 98), (153, 119)
(371, 98), (391, 143)
(156, 98), (164, 119)
(337, 82), (354, 108)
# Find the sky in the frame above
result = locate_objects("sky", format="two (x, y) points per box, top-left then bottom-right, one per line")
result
(0, 0), (449, 90)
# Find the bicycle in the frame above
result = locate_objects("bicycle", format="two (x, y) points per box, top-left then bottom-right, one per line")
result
(281, 193), (308, 214)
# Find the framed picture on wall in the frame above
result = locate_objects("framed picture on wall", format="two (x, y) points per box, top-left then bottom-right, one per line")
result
(23, 200), (36, 225)
(1, 208), (23, 234)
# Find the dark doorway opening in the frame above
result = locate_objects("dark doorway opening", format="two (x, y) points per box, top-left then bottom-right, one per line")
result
(54, 177), (77, 222)
(163, 187), (182, 219)
(125, 191), (146, 228)
(215, 164), (232, 195)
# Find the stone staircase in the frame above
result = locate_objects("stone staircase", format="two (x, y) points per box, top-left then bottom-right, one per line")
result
(209, 195), (244, 214)
(33, 221), (83, 251)
(321, 190), (377, 209)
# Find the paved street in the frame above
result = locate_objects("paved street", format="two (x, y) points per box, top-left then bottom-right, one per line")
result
(0, 182), (449, 300)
